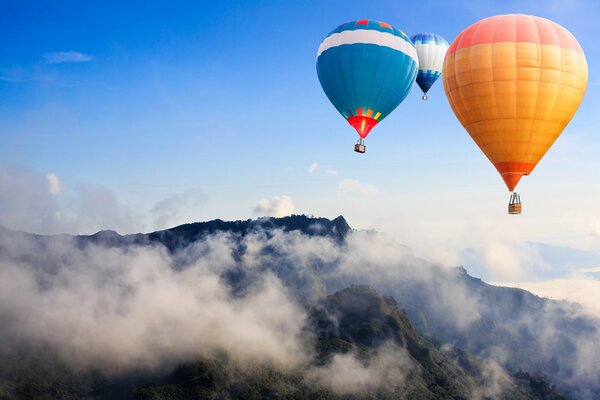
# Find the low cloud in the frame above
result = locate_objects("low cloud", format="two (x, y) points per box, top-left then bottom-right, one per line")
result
(0, 205), (599, 392)
(46, 173), (62, 195)
(305, 343), (413, 394)
(338, 178), (379, 196)
(44, 51), (93, 64)
(0, 234), (309, 374)
(231, 227), (600, 390)
(0, 224), (480, 380)
(308, 162), (318, 174)
(327, 169), (339, 176)
(253, 195), (294, 217)
(471, 358), (513, 400)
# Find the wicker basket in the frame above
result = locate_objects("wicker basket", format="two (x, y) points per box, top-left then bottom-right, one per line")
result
(508, 203), (522, 214)
(354, 143), (366, 153)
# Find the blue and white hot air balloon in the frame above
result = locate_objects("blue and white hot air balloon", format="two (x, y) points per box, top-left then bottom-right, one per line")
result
(316, 20), (418, 153)
(410, 33), (449, 100)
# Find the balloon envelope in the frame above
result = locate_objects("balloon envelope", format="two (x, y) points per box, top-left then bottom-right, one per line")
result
(443, 14), (588, 191)
(316, 20), (418, 139)
(410, 33), (449, 95)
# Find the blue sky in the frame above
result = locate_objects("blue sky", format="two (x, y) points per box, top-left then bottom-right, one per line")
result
(1, 0), (600, 273)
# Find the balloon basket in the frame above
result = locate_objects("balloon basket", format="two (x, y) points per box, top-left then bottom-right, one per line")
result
(508, 203), (522, 214)
(508, 192), (522, 215)
(422, 94), (428, 101)
(354, 138), (366, 154)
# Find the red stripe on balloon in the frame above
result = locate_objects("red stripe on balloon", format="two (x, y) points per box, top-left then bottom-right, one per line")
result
(494, 161), (536, 191)
(347, 116), (379, 139)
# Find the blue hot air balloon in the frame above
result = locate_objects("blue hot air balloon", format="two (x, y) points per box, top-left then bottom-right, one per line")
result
(410, 33), (449, 100)
(316, 20), (418, 153)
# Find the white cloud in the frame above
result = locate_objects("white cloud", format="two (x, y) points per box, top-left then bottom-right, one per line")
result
(0, 165), (211, 235)
(44, 51), (92, 64)
(46, 173), (62, 195)
(327, 169), (339, 176)
(305, 344), (413, 394)
(308, 162), (318, 174)
(469, 358), (513, 400)
(338, 178), (379, 196)
(235, 228), (600, 388)
(478, 241), (542, 281)
(0, 235), (309, 373)
(1, 217), (599, 390)
(253, 195), (294, 217)
(240, 228), (481, 332)
(0, 164), (66, 234)
(0, 163), (143, 235)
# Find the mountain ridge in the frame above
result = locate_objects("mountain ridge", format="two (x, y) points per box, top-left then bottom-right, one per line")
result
(0, 215), (598, 398)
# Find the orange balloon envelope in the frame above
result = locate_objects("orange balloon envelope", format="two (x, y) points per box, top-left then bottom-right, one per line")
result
(443, 14), (588, 192)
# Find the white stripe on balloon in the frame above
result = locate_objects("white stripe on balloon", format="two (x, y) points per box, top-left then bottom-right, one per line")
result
(317, 29), (418, 64)
(414, 42), (447, 72)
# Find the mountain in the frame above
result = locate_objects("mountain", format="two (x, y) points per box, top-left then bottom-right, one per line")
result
(0, 215), (598, 398)
(308, 285), (560, 399)
(0, 286), (566, 399)
(79, 214), (351, 251)
(135, 286), (566, 400)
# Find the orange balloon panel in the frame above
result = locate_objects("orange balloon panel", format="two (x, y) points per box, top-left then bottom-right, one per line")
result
(443, 14), (588, 191)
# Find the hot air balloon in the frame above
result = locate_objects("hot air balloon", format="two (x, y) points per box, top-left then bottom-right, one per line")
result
(316, 20), (418, 153)
(442, 14), (588, 214)
(410, 33), (449, 100)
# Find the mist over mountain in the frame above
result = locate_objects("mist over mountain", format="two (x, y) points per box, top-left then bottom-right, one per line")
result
(462, 242), (600, 281)
(0, 215), (597, 399)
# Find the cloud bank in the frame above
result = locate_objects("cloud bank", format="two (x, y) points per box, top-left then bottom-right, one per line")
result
(0, 163), (210, 235)
(305, 343), (413, 394)
(0, 234), (309, 374)
(0, 212), (599, 394)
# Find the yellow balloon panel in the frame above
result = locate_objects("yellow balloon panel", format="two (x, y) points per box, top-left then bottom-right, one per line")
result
(444, 43), (587, 189)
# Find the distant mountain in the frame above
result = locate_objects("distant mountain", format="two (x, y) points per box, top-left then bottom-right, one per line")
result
(0, 215), (598, 398)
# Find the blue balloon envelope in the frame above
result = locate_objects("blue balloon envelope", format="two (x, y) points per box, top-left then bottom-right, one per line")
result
(316, 20), (418, 145)
(410, 32), (449, 99)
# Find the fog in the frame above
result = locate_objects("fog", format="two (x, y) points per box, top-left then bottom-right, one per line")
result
(0, 235), (309, 374)
(305, 343), (414, 394)
(0, 219), (599, 396)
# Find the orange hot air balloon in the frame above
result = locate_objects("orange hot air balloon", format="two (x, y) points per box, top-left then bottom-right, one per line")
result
(443, 14), (588, 214)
